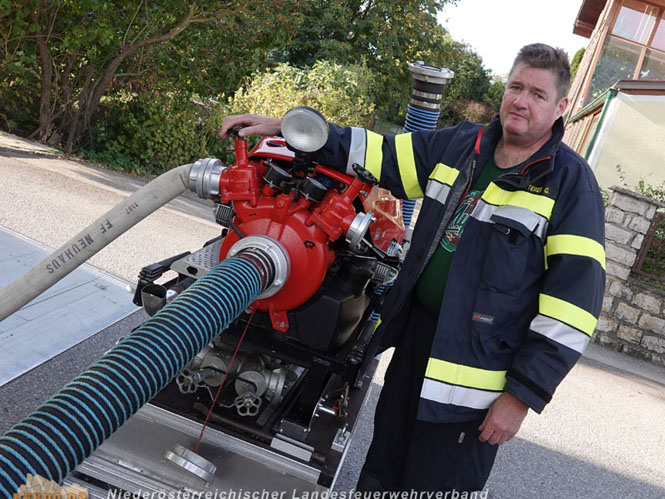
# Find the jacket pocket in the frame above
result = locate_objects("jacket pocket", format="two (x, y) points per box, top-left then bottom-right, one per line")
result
(479, 213), (536, 294)
(471, 289), (528, 359)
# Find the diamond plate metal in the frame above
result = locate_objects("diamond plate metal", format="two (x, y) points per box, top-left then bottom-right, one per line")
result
(171, 239), (223, 278)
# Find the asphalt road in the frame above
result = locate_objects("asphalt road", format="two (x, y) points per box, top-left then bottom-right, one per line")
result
(1, 132), (665, 498)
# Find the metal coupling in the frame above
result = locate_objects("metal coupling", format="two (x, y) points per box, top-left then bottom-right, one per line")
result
(164, 444), (216, 482)
(408, 61), (454, 110)
(346, 212), (375, 253)
(228, 235), (290, 299)
(189, 158), (226, 199)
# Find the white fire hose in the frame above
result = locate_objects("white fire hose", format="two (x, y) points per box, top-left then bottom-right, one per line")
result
(0, 164), (194, 322)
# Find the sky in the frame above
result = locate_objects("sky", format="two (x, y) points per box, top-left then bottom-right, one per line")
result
(437, 0), (591, 76)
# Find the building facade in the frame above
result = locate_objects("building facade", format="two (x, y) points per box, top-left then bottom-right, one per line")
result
(565, 0), (665, 189)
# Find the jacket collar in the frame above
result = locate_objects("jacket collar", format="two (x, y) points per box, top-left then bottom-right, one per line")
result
(475, 115), (565, 186)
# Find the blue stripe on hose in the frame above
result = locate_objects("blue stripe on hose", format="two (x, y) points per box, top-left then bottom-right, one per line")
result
(405, 112), (439, 123)
(147, 312), (200, 353)
(7, 428), (64, 482)
(405, 116), (437, 128)
(183, 283), (232, 322)
(120, 333), (178, 382)
(181, 282), (233, 324)
(0, 438), (43, 477)
(166, 302), (213, 351)
(405, 113), (438, 125)
(55, 392), (106, 445)
(211, 277), (244, 312)
(44, 398), (97, 451)
(12, 421), (69, 480)
(22, 416), (78, 468)
(0, 456), (21, 491)
(134, 323), (187, 368)
(106, 344), (162, 395)
(105, 347), (159, 400)
(406, 104), (440, 117)
(64, 385), (116, 434)
(77, 373), (130, 425)
(179, 285), (229, 327)
(40, 400), (94, 453)
(103, 344), (161, 395)
(71, 379), (124, 427)
(212, 267), (261, 303)
(92, 357), (144, 408)
(0, 442), (38, 478)
(29, 410), (85, 462)
(206, 269), (261, 306)
(138, 320), (191, 366)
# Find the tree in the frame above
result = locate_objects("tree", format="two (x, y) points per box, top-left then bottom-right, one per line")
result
(413, 28), (500, 125)
(273, 0), (498, 125)
(570, 47), (585, 80)
(0, 0), (304, 152)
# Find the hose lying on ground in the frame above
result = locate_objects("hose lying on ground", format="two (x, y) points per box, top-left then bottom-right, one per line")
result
(0, 164), (193, 322)
(0, 256), (264, 496)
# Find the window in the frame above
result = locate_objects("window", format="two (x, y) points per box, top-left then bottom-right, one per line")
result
(641, 48), (665, 78)
(586, 37), (642, 103)
(584, 1), (665, 104)
(651, 12), (665, 49)
(612, 0), (657, 43)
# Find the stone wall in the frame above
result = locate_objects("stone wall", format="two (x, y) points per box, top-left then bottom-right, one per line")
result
(594, 186), (665, 366)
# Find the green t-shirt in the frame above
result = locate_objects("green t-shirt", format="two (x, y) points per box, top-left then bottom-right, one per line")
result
(415, 157), (520, 316)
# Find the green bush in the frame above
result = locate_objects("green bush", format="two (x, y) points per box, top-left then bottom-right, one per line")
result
(88, 92), (228, 176)
(216, 60), (376, 128)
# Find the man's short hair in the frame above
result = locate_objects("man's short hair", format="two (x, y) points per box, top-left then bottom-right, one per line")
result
(509, 43), (571, 101)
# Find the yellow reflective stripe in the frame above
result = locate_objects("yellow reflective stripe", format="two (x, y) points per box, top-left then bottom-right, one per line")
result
(429, 162), (459, 186)
(425, 359), (507, 391)
(365, 130), (383, 182)
(395, 133), (424, 199)
(482, 182), (554, 220)
(546, 234), (606, 270)
(373, 316), (381, 332)
(539, 294), (597, 337)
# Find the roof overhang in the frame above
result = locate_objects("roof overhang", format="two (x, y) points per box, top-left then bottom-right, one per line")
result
(573, 0), (608, 38)
(615, 79), (665, 94)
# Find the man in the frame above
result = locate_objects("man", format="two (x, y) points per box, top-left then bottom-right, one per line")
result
(221, 44), (606, 493)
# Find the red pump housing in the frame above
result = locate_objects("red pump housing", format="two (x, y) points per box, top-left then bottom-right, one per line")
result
(216, 136), (404, 332)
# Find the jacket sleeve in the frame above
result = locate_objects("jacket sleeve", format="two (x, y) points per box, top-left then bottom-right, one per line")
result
(312, 123), (458, 200)
(504, 177), (606, 413)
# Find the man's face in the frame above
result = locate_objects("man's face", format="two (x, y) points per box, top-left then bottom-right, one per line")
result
(500, 63), (568, 146)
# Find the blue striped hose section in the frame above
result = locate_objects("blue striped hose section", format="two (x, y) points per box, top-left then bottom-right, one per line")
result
(0, 257), (262, 496)
(402, 103), (440, 228)
(404, 104), (440, 133)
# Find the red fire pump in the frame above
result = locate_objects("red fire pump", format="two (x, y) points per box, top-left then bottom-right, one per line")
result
(186, 107), (404, 334)
(217, 139), (383, 332)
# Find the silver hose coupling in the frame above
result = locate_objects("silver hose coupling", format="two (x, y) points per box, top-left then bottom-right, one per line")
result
(189, 158), (226, 199)
(228, 235), (290, 299)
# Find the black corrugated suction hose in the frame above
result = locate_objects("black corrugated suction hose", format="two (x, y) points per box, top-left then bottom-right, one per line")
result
(0, 256), (263, 496)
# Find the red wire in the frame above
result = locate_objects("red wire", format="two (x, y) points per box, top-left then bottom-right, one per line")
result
(194, 308), (256, 453)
